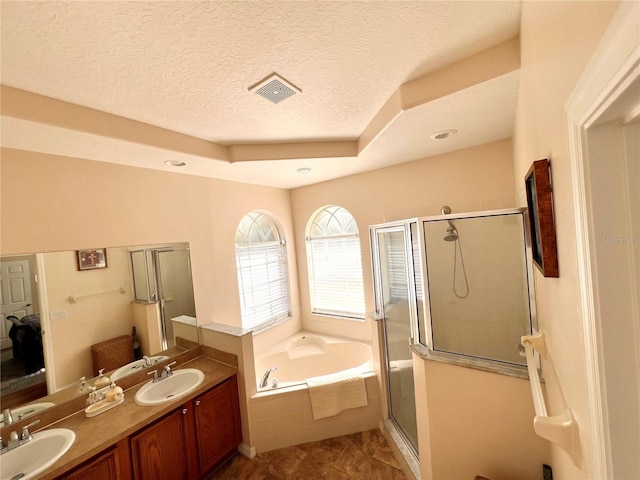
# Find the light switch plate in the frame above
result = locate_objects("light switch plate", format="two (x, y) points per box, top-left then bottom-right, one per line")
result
(50, 309), (68, 321)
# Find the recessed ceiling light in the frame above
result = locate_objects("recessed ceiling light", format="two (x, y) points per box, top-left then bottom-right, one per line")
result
(430, 129), (458, 140)
(296, 167), (312, 174)
(164, 160), (186, 167)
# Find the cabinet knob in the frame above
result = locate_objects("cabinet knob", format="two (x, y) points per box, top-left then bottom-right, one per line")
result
(182, 408), (188, 415)
(195, 400), (201, 406)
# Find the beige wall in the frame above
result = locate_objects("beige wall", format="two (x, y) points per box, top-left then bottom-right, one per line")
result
(290, 138), (516, 342)
(0, 148), (299, 333)
(43, 248), (134, 389)
(513, 1), (621, 478)
(290, 138), (553, 478)
(414, 356), (550, 480)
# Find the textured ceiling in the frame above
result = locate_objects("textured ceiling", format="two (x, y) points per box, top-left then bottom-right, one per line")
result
(1, 1), (522, 188)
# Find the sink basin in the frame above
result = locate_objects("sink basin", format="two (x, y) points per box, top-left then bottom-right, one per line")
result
(0, 428), (75, 480)
(134, 368), (204, 406)
(0, 402), (55, 427)
(110, 355), (170, 381)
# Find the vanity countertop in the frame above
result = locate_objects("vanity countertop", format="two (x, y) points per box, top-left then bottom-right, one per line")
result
(31, 355), (238, 480)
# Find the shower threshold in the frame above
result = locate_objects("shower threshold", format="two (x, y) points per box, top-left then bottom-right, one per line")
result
(382, 418), (420, 480)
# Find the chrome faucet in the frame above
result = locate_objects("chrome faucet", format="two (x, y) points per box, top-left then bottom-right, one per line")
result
(2, 408), (13, 426)
(3, 419), (40, 453)
(143, 355), (152, 367)
(148, 361), (176, 383)
(161, 361), (176, 380)
(259, 367), (277, 388)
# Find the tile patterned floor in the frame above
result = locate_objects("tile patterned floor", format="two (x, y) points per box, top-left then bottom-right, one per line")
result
(207, 429), (408, 479)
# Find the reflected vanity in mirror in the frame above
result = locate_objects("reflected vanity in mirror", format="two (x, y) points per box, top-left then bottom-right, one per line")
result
(0, 242), (199, 425)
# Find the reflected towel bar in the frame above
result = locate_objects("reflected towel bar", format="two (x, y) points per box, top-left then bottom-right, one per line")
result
(521, 331), (579, 465)
(68, 286), (126, 303)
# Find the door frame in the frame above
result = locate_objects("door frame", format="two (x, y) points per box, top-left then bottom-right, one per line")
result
(566, 2), (639, 478)
(0, 258), (35, 350)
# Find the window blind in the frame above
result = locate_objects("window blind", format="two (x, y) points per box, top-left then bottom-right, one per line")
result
(309, 235), (365, 318)
(386, 230), (424, 303)
(235, 241), (290, 330)
(387, 231), (409, 302)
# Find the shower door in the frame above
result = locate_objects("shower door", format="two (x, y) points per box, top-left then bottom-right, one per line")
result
(370, 221), (421, 455)
(131, 246), (197, 350)
(156, 249), (196, 349)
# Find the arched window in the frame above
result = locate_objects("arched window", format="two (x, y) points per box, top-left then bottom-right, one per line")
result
(235, 211), (290, 330)
(306, 206), (365, 319)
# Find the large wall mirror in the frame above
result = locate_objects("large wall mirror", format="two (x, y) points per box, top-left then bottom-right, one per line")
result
(0, 242), (198, 424)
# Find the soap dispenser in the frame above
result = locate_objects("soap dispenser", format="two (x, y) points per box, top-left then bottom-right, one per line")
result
(94, 368), (111, 388)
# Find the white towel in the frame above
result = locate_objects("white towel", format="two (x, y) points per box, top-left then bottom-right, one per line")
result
(390, 359), (414, 399)
(306, 369), (368, 420)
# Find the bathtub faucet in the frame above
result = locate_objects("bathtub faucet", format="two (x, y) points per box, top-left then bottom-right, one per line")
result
(259, 367), (278, 388)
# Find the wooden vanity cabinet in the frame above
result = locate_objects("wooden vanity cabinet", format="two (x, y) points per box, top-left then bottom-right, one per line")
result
(55, 374), (241, 480)
(192, 374), (242, 475)
(63, 439), (131, 480)
(131, 408), (191, 480)
(131, 374), (241, 480)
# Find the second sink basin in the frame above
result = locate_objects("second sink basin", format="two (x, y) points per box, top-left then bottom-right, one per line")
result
(0, 402), (55, 428)
(110, 355), (170, 381)
(134, 368), (204, 406)
(0, 428), (75, 480)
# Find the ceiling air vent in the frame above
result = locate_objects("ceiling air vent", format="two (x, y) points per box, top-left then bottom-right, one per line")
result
(249, 73), (301, 104)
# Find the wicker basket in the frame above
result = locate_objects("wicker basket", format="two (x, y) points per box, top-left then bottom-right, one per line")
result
(90, 335), (135, 376)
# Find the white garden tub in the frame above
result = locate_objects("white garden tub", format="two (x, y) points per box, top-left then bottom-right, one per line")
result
(254, 332), (373, 390)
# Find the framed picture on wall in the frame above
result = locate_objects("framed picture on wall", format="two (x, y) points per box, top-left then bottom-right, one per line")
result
(77, 248), (108, 271)
(525, 159), (559, 277)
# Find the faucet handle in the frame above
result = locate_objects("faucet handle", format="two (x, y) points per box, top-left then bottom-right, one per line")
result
(147, 369), (159, 382)
(21, 419), (40, 441)
(8, 430), (19, 449)
(2, 408), (13, 426)
(162, 361), (177, 378)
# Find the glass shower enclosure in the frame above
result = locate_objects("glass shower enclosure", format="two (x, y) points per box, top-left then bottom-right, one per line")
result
(370, 208), (536, 462)
(370, 221), (422, 456)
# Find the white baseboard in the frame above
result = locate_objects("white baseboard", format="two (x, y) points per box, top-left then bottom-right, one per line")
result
(237, 443), (256, 459)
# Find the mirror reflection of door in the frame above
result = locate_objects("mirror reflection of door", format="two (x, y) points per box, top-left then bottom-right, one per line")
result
(0, 257), (45, 397)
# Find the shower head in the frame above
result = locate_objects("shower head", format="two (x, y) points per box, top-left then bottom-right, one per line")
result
(444, 226), (458, 242)
(441, 206), (458, 241)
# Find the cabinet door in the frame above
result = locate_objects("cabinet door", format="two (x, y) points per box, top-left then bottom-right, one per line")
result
(194, 375), (242, 475)
(130, 409), (190, 480)
(65, 447), (121, 480)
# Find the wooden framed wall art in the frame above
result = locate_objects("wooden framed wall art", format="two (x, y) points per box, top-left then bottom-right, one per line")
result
(77, 248), (108, 271)
(525, 159), (559, 277)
